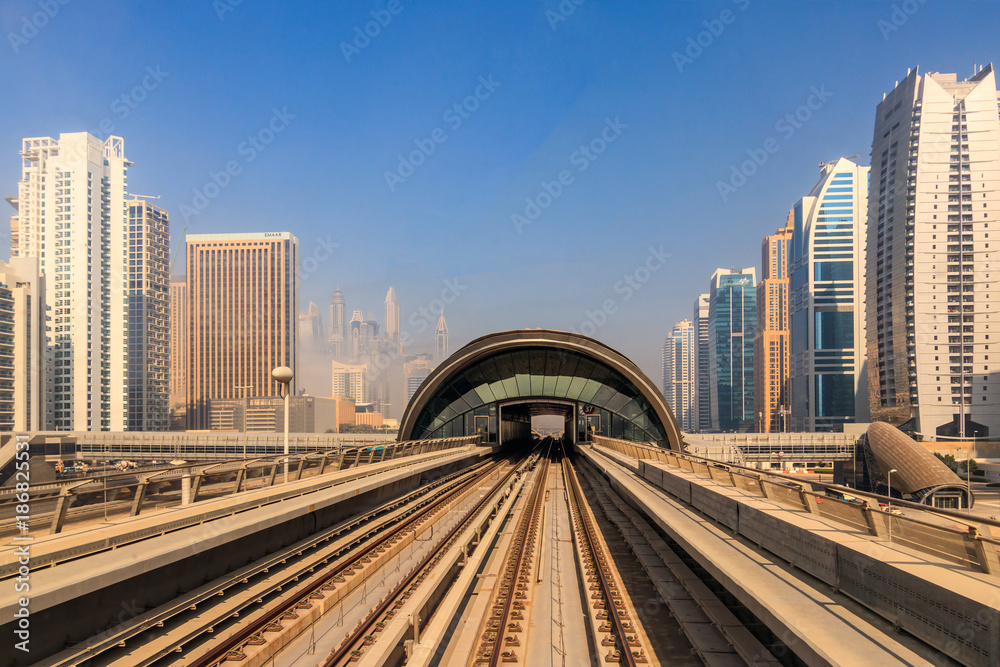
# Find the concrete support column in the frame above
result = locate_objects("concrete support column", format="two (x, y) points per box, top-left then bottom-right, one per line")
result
(130, 481), (148, 516)
(50, 489), (71, 534)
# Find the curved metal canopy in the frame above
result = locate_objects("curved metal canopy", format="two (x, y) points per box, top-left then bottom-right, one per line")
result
(398, 329), (684, 450)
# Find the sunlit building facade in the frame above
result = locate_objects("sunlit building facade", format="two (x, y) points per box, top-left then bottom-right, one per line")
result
(185, 232), (299, 430)
(126, 200), (170, 431)
(755, 211), (794, 433)
(790, 158), (870, 432)
(867, 66), (1000, 438)
(9, 133), (130, 431)
(663, 319), (696, 431)
(708, 268), (757, 432)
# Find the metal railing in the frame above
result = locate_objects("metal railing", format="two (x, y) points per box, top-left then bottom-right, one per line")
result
(590, 435), (1000, 577)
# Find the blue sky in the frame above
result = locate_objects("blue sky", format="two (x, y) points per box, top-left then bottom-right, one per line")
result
(3, 0), (999, 385)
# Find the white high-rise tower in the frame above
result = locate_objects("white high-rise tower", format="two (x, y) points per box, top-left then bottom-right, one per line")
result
(434, 312), (449, 363)
(9, 133), (131, 431)
(385, 286), (399, 352)
(867, 65), (1000, 438)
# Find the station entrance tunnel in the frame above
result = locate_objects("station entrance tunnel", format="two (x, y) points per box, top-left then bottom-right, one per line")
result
(398, 330), (683, 450)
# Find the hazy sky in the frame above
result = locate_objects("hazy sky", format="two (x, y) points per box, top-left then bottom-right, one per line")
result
(3, 0), (999, 387)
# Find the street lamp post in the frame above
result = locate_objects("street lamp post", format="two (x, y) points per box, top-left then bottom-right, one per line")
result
(887, 468), (898, 543)
(235, 384), (253, 460)
(960, 448), (971, 512)
(272, 366), (294, 484)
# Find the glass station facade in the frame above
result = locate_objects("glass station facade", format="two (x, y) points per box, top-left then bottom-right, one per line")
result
(407, 346), (668, 443)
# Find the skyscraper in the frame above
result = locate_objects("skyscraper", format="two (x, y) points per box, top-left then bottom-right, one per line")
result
(349, 309), (363, 361)
(299, 301), (325, 354)
(867, 66), (1000, 438)
(708, 268), (757, 432)
(693, 293), (711, 431)
(328, 288), (346, 359)
(331, 359), (368, 404)
(126, 200), (170, 431)
(755, 211), (794, 433)
(663, 320), (696, 431)
(0, 257), (50, 431)
(789, 158), (870, 432)
(434, 311), (449, 363)
(169, 277), (187, 429)
(385, 286), (399, 352)
(185, 232), (298, 430)
(9, 133), (130, 431)
(404, 354), (433, 406)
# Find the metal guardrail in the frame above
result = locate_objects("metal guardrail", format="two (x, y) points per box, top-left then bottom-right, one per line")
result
(590, 435), (1000, 577)
(5, 436), (481, 536)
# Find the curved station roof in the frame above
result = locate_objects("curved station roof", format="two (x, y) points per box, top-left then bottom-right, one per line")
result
(866, 422), (971, 506)
(398, 329), (684, 450)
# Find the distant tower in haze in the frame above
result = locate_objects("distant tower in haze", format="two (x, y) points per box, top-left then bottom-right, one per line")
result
(434, 312), (449, 363)
(299, 301), (324, 354)
(328, 288), (346, 359)
(385, 286), (399, 351)
(350, 309), (363, 361)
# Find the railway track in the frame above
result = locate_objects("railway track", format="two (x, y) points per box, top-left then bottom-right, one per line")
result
(320, 450), (543, 666)
(469, 444), (551, 666)
(40, 459), (500, 666)
(563, 453), (650, 666)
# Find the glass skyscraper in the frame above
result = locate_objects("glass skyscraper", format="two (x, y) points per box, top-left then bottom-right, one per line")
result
(708, 268), (757, 432)
(789, 158), (870, 432)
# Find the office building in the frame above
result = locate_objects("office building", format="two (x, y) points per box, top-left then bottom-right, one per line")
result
(349, 309), (363, 360)
(328, 288), (346, 359)
(0, 257), (50, 431)
(708, 268), (757, 432)
(332, 359), (369, 404)
(126, 200), (170, 431)
(185, 232), (298, 430)
(385, 286), (399, 352)
(404, 354), (433, 406)
(434, 312), (449, 363)
(755, 211), (794, 433)
(169, 277), (187, 429)
(693, 294), (711, 431)
(790, 158), (871, 432)
(867, 66), (1000, 438)
(8, 133), (130, 431)
(299, 301), (325, 354)
(663, 320), (696, 431)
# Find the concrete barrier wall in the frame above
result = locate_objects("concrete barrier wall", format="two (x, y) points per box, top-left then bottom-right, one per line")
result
(738, 504), (839, 586)
(690, 484), (739, 531)
(837, 544), (1000, 667)
(633, 456), (1000, 667)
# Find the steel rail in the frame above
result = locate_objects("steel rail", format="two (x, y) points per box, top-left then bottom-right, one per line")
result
(188, 458), (506, 667)
(322, 452), (539, 667)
